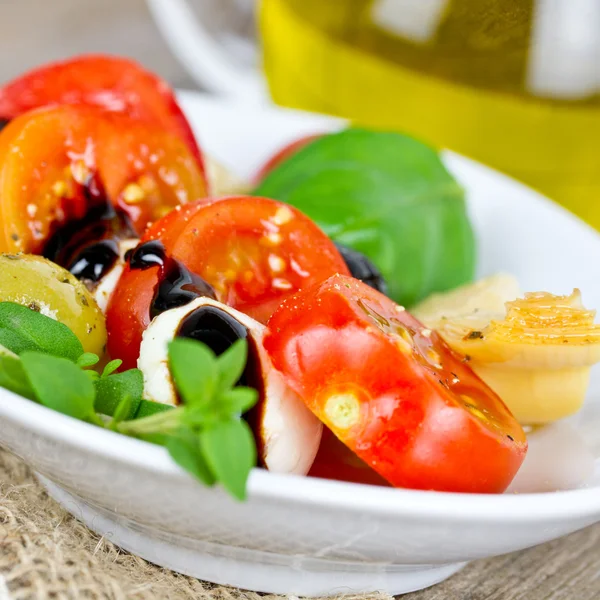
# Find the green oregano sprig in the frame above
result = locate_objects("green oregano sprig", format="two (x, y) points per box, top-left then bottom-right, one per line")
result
(0, 301), (258, 500)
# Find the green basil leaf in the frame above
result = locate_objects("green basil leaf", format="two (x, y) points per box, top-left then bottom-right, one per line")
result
(0, 355), (35, 400)
(77, 353), (100, 368)
(200, 419), (256, 501)
(95, 369), (143, 419)
(167, 428), (216, 486)
(215, 339), (248, 392)
(0, 302), (84, 360)
(219, 387), (259, 417)
(102, 359), (122, 378)
(255, 129), (475, 306)
(21, 352), (95, 420)
(168, 338), (217, 407)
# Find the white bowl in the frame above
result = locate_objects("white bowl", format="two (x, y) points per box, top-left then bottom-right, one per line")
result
(1, 93), (600, 598)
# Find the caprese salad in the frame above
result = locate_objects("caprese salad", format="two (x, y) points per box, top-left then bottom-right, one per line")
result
(0, 55), (598, 500)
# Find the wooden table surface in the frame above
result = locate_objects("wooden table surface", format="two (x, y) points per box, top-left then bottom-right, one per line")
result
(0, 1), (599, 599)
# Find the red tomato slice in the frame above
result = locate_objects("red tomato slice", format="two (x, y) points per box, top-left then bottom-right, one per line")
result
(107, 196), (349, 369)
(0, 54), (204, 171)
(0, 106), (207, 253)
(308, 428), (390, 486)
(264, 274), (527, 494)
(254, 134), (321, 184)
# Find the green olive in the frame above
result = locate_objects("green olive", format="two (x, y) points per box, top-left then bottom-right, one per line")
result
(0, 254), (107, 356)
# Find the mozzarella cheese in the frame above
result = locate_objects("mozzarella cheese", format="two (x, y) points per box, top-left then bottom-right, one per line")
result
(138, 297), (322, 475)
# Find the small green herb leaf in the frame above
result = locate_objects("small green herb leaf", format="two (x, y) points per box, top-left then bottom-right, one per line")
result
(102, 359), (122, 378)
(21, 352), (95, 420)
(0, 355), (35, 400)
(111, 395), (133, 429)
(200, 419), (256, 501)
(0, 302), (84, 360)
(219, 387), (258, 417)
(118, 405), (183, 436)
(184, 406), (212, 427)
(95, 369), (143, 419)
(0, 329), (39, 355)
(168, 338), (217, 406)
(85, 370), (100, 382)
(133, 398), (174, 420)
(216, 339), (248, 392)
(167, 428), (216, 486)
(77, 353), (100, 368)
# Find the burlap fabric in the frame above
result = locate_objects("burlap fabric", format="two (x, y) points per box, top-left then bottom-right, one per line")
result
(4, 446), (600, 600)
(0, 449), (394, 600)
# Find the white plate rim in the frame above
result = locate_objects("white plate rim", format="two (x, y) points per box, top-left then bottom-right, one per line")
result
(2, 385), (600, 522)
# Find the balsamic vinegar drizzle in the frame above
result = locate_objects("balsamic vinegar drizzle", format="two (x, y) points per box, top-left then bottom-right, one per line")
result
(0, 119), (9, 133)
(130, 243), (259, 395)
(177, 305), (248, 354)
(43, 173), (134, 283)
(176, 304), (261, 392)
(68, 240), (119, 282)
(127, 240), (217, 319)
(126, 240), (165, 270)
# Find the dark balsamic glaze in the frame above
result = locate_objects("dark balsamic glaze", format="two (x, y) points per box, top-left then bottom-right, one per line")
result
(176, 305), (262, 393)
(0, 119), (9, 133)
(127, 240), (217, 319)
(126, 240), (165, 270)
(67, 240), (119, 282)
(334, 242), (388, 295)
(177, 305), (248, 355)
(43, 174), (134, 283)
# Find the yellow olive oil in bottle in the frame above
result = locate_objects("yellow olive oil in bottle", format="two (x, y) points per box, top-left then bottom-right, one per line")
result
(260, 0), (600, 227)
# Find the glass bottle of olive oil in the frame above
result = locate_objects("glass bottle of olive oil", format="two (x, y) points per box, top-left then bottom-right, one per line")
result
(260, 0), (600, 228)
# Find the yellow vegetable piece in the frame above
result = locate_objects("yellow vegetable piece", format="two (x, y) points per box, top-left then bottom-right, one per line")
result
(0, 254), (107, 357)
(414, 273), (520, 324)
(415, 277), (600, 424)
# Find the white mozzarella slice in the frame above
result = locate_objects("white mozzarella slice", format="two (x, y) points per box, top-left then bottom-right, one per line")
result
(137, 297), (322, 474)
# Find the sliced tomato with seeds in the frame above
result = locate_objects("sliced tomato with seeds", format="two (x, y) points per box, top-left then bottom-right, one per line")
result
(0, 54), (204, 170)
(106, 196), (349, 369)
(264, 274), (527, 494)
(0, 105), (207, 253)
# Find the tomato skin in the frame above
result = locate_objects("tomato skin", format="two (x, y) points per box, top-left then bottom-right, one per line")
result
(308, 428), (390, 486)
(264, 275), (527, 494)
(0, 54), (204, 171)
(254, 134), (321, 184)
(107, 196), (349, 369)
(0, 105), (207, 253)
(105, 265), (158, 370)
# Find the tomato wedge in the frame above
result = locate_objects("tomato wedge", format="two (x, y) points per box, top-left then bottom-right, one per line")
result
(107, 196), (349, 369)
(0, 54), (204, 170)
(264, 275), (527, 493)
(0, 105), (207, 253)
